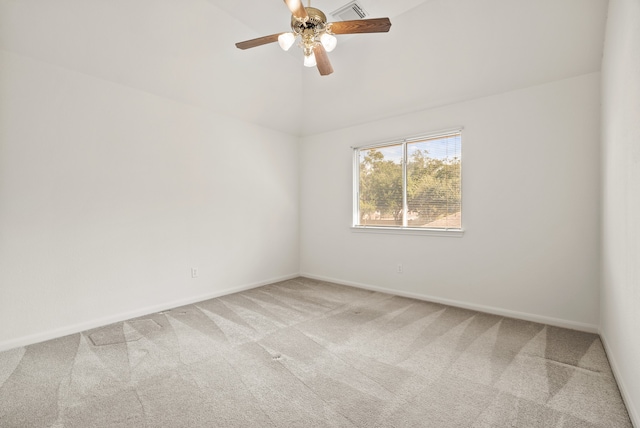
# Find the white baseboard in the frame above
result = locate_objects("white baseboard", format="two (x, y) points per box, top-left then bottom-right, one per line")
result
(0, 273), (299, 353)
(600, 333), (639, 428)
(300, 273), (600, 334)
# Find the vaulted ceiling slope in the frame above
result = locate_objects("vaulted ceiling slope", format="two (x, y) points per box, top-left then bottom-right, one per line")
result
(0, 0), (303, 133)
(0, 0), (608, 137)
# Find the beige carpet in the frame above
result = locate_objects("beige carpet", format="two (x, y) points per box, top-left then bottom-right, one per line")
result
(0, 277), (632, 427)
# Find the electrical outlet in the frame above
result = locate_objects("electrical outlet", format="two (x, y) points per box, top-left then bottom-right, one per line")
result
(396, 264), (403, 274)
(191, 267), (199, 278)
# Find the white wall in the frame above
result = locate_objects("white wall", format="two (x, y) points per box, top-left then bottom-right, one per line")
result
(601, 0), (640, 424)
(300, 73), (601, 331)
(0, 50), (299, 350)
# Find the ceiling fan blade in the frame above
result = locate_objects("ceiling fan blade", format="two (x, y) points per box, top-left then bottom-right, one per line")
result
(329, 17), (392, 35)
(235, 33), (283, 50)
(313, 44), (333, 76)
(283, 0), (308, 21)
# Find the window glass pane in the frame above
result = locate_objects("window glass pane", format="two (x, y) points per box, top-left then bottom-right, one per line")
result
(406, 134), (461, 228)
(358, 144), (403, 226)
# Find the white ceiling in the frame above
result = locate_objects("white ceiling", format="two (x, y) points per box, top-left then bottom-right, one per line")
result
(0, 0), (609, 137)
(209, 0), (430, 39)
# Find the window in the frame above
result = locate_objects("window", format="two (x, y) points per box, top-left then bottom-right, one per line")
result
(353, 130), (462, 231)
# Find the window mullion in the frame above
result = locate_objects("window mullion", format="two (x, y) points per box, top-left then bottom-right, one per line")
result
(353, 149), (360, 226)
(402, 141), (408, 228)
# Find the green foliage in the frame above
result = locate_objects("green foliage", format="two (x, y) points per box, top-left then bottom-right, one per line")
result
(360, 149), (403, 223)
(359, 147), (461, 226)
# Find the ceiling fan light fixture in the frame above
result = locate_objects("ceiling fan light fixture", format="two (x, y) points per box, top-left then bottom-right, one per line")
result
(320, 33), (337, 52)
(304, 51), (317, 67)
(278, 32), (297, 51)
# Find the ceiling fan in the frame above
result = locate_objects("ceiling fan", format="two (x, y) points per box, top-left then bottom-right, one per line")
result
(235, 0), (392, 76)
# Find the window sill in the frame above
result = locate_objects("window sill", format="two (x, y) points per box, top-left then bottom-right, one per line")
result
(350, 226), (464, 237)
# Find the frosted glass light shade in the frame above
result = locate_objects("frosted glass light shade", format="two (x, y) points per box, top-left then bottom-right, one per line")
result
(320, 33), (337, 52)
(278, 33), (296, 51)
(304, 52), (317, 67)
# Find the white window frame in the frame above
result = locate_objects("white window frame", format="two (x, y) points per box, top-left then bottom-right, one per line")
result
(352, 128), (464, 237)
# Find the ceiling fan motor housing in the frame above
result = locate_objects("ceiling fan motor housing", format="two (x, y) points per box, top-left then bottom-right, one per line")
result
(291, 7), (328, 36)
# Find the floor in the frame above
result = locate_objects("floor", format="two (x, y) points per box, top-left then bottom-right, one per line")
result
(0, 277), (633, 427)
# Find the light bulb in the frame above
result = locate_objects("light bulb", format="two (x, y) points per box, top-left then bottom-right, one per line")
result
(304, 52), (317, 67)
(320, 33), (337, 52)
(278, 33), (296, 51)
